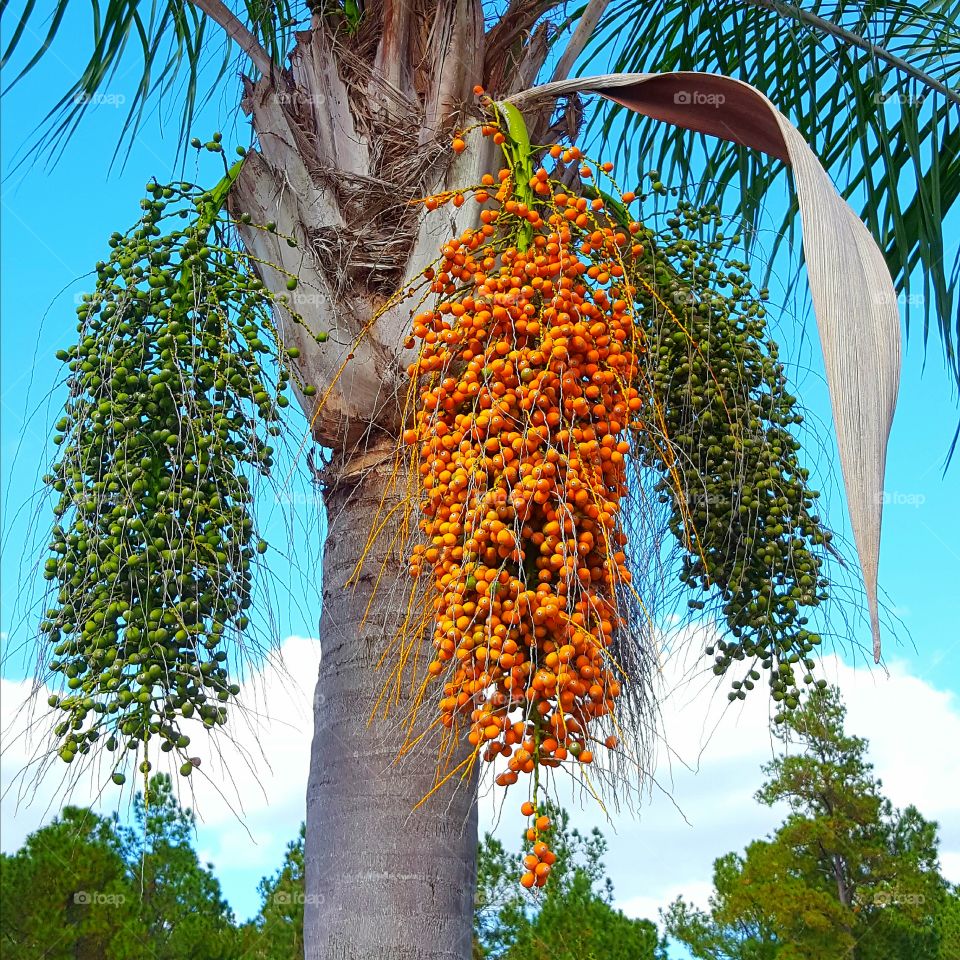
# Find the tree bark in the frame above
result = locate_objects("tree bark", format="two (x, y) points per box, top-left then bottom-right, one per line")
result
(304, 444), (478, 960)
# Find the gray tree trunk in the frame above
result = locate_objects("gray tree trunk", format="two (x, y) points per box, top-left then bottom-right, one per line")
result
(231, 71), (490, 954)
(303, 445), (478, 960)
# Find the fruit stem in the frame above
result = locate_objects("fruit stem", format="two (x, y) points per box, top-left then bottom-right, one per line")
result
(490, 101), (535, 251)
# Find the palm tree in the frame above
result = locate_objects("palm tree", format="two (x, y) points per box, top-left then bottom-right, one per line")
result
(4, 3), (957, 959)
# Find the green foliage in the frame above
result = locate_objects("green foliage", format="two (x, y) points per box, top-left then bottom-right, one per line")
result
(119, 775), (239, 958)
(337, 0), (365, 34)
(664, 686), (953, 960)
(238, 825), (307, 960)
(0, 806), (144, 959)
(664, 850), (782, 960)
(0, 0), (297, 166)
(592, 0), (960, 385)
(38, 168), (318, 781)
(0, 775), (237, 960)
(936, 886), (960, 959)
(474, 803), (666, 960)
(4, 732), (954, 960)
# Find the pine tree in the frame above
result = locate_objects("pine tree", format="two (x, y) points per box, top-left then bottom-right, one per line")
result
(475, 803), (665, 960)
(665, 686), (952, 960)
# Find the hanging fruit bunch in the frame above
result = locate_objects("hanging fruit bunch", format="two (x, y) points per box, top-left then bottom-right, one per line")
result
(399, 98), (834, 888)
(38, 148), (321, 784)
(629, 206), (833, 716)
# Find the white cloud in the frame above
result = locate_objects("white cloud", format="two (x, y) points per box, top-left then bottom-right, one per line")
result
(618, 881), (714, 924)
(2, 632), (958, 927)
(942, 851), (960, 883)
(1, 635), (321, 908)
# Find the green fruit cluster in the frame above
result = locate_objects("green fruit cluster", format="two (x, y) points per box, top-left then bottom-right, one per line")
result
(632, 201), (830, 714)
(39, 174), (315, 775)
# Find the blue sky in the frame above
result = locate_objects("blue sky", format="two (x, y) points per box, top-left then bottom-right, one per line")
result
(2, 5), (959, 940)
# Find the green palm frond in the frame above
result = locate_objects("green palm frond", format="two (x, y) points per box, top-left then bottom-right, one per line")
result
(3, 0), (957, 380)
(241, 0), (297, 65)
(583, 0), (960, 385)
(1, 0), (298, 165)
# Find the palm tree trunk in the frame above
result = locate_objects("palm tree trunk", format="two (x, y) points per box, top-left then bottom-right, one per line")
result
(304, 444), (478, 960)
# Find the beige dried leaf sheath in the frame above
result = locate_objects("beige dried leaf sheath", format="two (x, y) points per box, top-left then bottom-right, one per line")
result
(508, 72), (902, 661)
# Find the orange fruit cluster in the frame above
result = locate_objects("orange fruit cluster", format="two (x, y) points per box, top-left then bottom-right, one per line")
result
(402, 129), (650, 887)
(519, 802), (556, 888)
(404, 154), (645, 809)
